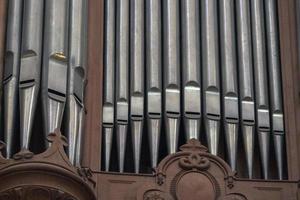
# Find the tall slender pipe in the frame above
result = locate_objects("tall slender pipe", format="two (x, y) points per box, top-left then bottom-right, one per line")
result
(103, 0), (116, 172)
(220, 0), (239, 171)
(3, 0), (23, 158)
(201, 0), (221, 155)
(163, 0), (181, 154)
(66, 0), (87, 166)
(181, 0), (201, 141)
(130, 0), (144, 173)
(19, 0), (44, 150)
(116, 0), (130, 172)
(265, 0), (285, 180)
(42, 0), (69, 147)
(146, 0), (162, 168)
(251, 0), (271, 179)
(236, 0), (256, 179)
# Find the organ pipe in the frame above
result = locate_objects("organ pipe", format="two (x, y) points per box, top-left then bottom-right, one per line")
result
(3, 0), (23, 158)
(162, 0), (181, 154)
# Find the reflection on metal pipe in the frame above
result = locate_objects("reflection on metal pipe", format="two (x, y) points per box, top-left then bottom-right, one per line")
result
(103, 0), (116, 172)
(3, 0), (23, 158)
(146, 0), (162, 168)
(181, 0), (201, 141)
(201, 0), (220, 156)
(116, 0), (129, 172)
(130, 0), (144, 174)
(220, 0), (239, 171)
(163, 0), (181, 154)
(66, 0), (87, 166)
(42, 0), (69, 147)
(236, 0), (256, 179)
(19, 0), (44, 151)
(265, 0), (284, 180)
(251, 0), (270, 179)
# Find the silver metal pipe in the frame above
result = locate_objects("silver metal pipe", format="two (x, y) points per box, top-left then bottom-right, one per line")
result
(251, 0), (270, 179)
(116, 0), (129, 172)
(163, 0), (181, 154)
(220, 0), (239, 171)
(3, 0), (23, 158)
(66, 0), (87, 166)
(236, 0), (256, 179)
(181, 0), (201, 141)
(201, 0), (221, 156)
(19, 0), (44, 150)
(42, 0), (69, 147)
(130, 0), (144, 174)
(265, 0), (284, 180)
(146, 0), (162, 168)
(103, 0), (116, 172)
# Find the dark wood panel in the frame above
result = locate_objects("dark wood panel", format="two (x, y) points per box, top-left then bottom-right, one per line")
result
(82, 0), (104, 171)
(278, 0), (300, 180)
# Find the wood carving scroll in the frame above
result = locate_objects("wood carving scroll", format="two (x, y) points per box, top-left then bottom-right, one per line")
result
(0, 129), (96, 200)
(133, 139), (241, 200)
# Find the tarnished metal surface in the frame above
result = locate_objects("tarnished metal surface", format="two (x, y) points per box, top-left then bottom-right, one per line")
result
(66, 0), (87, 166)
(42, 0), (69, 147)
(201, 0), (220, 156)
(19, 0), (44, 150)
(3, 0), (23, 158)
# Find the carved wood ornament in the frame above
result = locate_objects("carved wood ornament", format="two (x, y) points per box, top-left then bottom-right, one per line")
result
(0, 129), (96, 200)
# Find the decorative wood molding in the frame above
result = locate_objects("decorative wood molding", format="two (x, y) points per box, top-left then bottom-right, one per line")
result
(0, 129), (96, 200)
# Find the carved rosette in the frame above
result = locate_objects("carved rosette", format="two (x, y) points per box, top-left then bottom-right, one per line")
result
(132, 139), (244, 200)
(0, 129), (96, 200)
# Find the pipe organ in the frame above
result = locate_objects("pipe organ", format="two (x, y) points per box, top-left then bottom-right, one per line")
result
(102, 0), (286, 180)
(0, 0), (287, 182)
(1, 0), (87, 166)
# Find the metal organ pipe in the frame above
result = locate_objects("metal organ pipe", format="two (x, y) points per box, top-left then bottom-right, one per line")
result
(130, 0), (144, 174)
(116, 0), (130, 173)
(181, 0), (201, 141)
(236, 0), (256, 179)
(146, 0), (162, 169)
(19, 0), (44, 151)
(42, 0), (69, 147)
(219, 0), (239, 171)
(265, 0), (285, 180)
(3, 0), (23, 158)
(98, 0), (286, 179)
(201, 0), (221, 156)
(163, 0), (181, 154)
(66, 0), (87, 166)
(103, 0), (116, 172)
(251, 0), (271, 180)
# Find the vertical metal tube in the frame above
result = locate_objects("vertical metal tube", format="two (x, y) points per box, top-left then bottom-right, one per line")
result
(220, 0), (239, 171)
(42, 0), (69, 147)
(130, 0), (144, 173)
(163, 0), (181, 154)
(3, 0), (23, 158)
(265, 0), (284, 180)
(66, 0), (87, 166)
(19, 0), (44, 150)
(201, 0), (221, 155)
(181, 0), (201, 141)
(236, 0), (256, 179)
(251, 0), (270, 179)
(146, 0), (162, 168)
(116, 0), (129, 172)
(103, 0), (116, 172)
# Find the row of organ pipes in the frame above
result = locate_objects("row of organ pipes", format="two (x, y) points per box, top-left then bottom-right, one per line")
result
(103, 0), (286, 179)
(2, 0), (87, 166)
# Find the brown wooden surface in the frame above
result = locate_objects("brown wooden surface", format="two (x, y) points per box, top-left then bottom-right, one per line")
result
(82, 0), (104, 171)
(278, 0), (300, 181)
